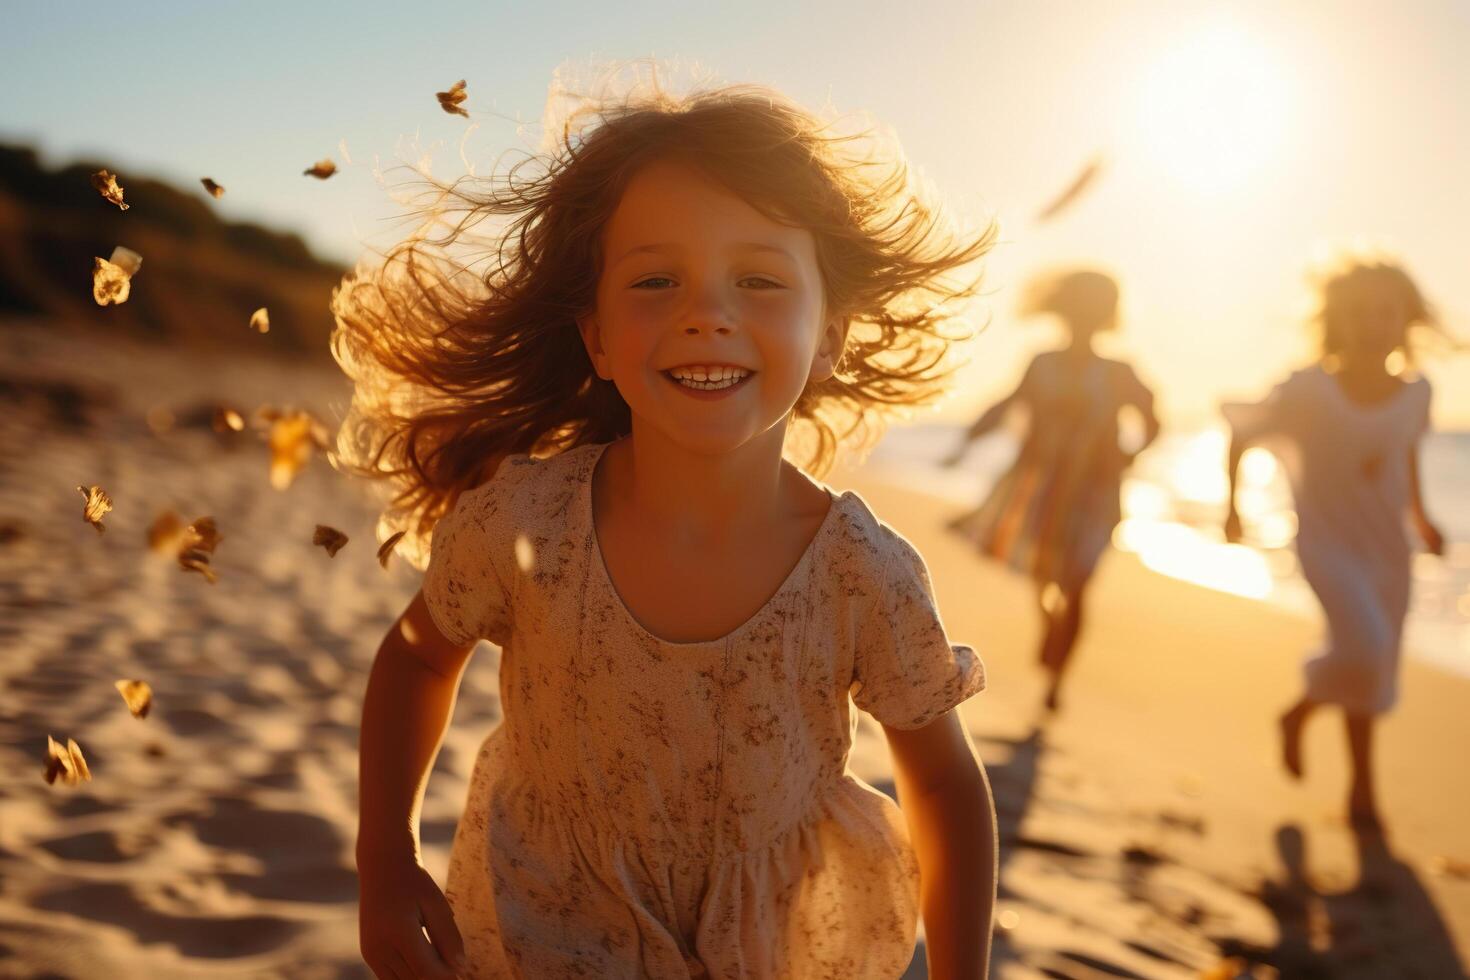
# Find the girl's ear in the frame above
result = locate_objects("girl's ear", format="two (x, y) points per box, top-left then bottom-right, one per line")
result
(808, 314), (851, 383)
(576, 313), (613, 380)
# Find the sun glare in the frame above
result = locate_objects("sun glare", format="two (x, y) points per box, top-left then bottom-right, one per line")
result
(1131, 20), (1291, 193)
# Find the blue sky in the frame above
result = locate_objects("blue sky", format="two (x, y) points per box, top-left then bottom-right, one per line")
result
(4, 0), (1468, 423)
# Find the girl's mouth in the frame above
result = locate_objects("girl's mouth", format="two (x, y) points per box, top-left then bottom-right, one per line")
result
(662, 369), (755, 399)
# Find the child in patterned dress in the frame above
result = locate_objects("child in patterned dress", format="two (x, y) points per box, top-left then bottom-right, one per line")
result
(338, 74), (999, 978)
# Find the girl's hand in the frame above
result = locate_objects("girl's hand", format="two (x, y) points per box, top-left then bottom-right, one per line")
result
(359, 854), (467, 979)
(1417, 520), (1446, 557)
(1224, 510), (1244, 545)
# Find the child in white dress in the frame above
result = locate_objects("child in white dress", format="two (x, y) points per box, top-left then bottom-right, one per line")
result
(339, 78), (999, 978)
(1222, 257), (1447, 830)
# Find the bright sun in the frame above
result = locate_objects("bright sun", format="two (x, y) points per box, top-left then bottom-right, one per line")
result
(1131, 21), (1292, 193)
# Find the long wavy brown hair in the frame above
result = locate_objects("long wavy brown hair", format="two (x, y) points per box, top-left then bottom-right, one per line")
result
(330, 77), (997, 567)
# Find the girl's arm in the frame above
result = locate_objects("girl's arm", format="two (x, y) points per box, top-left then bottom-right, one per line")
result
(885, 709), (997, 979)
(1407, 441), (1445, 555)
(942, 364), (1036, 467)
(357, 591), (473, 980)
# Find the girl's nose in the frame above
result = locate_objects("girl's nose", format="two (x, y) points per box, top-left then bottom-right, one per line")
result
(682, 284), (737, 336)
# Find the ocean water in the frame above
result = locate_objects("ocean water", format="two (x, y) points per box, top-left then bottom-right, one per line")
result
(868, 422), (1470, 680)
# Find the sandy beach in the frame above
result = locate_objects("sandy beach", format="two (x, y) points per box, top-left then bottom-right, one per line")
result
(1, 319), (1466, 978)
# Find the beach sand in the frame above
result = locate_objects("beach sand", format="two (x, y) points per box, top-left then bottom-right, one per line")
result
(1, 319), (1466, 978)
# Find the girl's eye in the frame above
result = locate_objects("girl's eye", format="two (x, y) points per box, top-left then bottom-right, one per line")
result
(630, 277), (785, 290)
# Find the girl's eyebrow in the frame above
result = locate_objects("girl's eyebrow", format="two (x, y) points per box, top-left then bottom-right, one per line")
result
(614, 242), (796, 265)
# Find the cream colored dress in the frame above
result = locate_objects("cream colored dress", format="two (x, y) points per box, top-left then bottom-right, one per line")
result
(1223, 366), (1433, 715)
(421, 440), (985, 979)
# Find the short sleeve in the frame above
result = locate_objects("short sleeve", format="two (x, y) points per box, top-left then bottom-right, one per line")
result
(850, 529), (986, 730)
(421, 474), (519, 648)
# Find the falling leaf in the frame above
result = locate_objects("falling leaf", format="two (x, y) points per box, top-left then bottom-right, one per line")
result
(303, 158), (337, 179)
(77, 485), (112, 533)
(179, 549), (219, 583)
(200, 177), (225, 198)
(436, 79), (469, 118)
(177, 516), (222, 583)
(92, 257), (132, 306)
(186, 516), (222, 554)
(249, 307), (270, 334)
(90, 169), (129, 210)
(377, 530), (406, 568)
(260, 407), (331, 489)
(44, 735), (91, 785)
(90, 246), (142, 306)
(114, 679), (153, 719)
(313, 524), (348, 557)
(1035, 156), (1104, 223)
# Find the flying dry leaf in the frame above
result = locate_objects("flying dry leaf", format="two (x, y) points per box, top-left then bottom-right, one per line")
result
(200, 177), (225, 198)
(91, 246), (142, 306)
(377, 530), (406, 569)
(45, 735), (91, 785)
(436, 79), (469, 118)
(313, 524), (348, 557)
(179, 549), (219, 583)
(186, 516), (221, 554)
(77, 485), (112, 533)
(90, 169), (129, 210)
(92, 257), (131, 305)
(114, 679), (153, 719)
(177, 516), (222, 583)
(303, 158), (337, 179)
(212, 406), (245, 433)
(262, 408), (331, 489)
(1035, 156), (1104, 223)
(249, 307), (270, 334)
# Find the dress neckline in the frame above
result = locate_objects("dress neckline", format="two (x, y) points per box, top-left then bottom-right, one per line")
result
(582, 440), (842, 648)
(1319, 364), (1418, 413)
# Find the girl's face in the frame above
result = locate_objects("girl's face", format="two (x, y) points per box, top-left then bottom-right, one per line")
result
(577, 157), (846, 456)
(1336, 287), (1409, 362)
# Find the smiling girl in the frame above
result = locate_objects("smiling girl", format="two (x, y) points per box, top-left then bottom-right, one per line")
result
(338, 77), (998, 979)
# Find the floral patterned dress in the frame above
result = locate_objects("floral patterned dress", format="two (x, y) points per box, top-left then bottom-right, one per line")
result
(421, 440), (985, 978)
(947, 352), (1147, 592)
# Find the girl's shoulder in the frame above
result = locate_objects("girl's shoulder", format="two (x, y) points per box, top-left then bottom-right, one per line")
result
(825, 489), (930, 589)
(452, 442), (603, 527)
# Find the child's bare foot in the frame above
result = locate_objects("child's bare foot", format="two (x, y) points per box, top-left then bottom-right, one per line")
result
(1279, 708), (1306, 779)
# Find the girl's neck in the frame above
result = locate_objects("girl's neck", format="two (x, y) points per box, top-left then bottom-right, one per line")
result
(1063, 334), (1097, 357)
(598, 423), (813, 545)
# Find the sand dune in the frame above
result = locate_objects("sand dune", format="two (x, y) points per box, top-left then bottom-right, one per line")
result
(1, 319), (1466, 978)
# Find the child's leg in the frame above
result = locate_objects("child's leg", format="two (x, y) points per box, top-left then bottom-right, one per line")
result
(1279, 696), (1316, 779)
(1040, 581), (1088, 710)
(1345, 712), (1381, 829)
